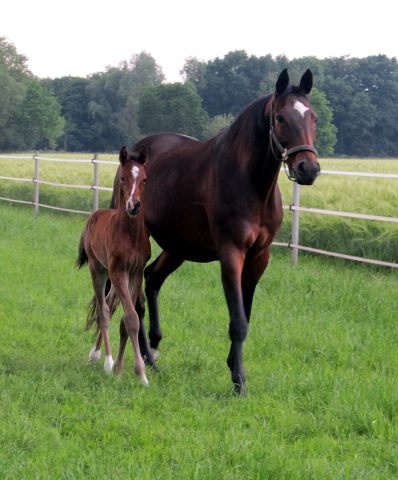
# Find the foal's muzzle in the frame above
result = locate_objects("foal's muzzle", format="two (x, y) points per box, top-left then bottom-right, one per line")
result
(127, 200), (140, 217)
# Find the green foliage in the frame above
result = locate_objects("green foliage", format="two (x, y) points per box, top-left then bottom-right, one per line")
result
(0, 37), (64, 151)
(138, 82), (209, 138)
(202, 113), (235, 141)
(17, 79), (65, 149)
(309, 87), (337, 157)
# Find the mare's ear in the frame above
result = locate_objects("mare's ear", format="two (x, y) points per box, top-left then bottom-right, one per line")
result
(299, 69), (313, 95)
(275, 68), (289, 96)
(119, 146), (129, 166)
(136, 145), (148, 166)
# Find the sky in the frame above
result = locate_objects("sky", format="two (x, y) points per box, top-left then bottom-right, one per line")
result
(1, 0), (397, 83)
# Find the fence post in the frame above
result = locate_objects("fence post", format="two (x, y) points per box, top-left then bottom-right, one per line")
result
(291, 180), (300, 266)
(93, 154), (99, 212)
(34, 151), (39, 215)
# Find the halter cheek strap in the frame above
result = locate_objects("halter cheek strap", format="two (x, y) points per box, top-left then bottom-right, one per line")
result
(269, 98), (318, 180)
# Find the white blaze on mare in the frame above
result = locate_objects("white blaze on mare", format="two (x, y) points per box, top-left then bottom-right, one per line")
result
(294, 100), (309, 117)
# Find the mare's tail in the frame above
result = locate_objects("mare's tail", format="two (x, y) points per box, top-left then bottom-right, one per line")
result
(76, 234), (88, 269)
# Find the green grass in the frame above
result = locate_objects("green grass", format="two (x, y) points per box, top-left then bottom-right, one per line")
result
(1, 203), (398, 478)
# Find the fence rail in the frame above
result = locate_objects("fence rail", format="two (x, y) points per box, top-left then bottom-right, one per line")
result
(1, 153), (397, 268)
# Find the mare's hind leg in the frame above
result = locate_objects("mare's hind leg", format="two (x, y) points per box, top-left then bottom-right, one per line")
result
(88, 260), (114, 372)
(144, 252), (184, 357)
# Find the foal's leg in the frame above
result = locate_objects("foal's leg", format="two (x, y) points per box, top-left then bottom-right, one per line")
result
(88, 260), (114, 372)
(219, 245), (247, 394)
(88, 284), (119, 364)
(111, 271), (148, 384)
(144, 251), (184, 357)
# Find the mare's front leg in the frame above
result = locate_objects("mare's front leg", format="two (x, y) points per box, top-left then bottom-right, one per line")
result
(111, 270), (148, 384)
(219, 246), (247, 394)
(144, 251), (184, 358)
(88, 260), (114, 372)
(241, 246), (271, 322)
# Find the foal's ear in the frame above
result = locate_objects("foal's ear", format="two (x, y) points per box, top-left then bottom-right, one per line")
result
(299, 69), (313, 95)
(136, 145), (148, 166)
(119, 146), (129, 166)
(275, 68), (289, 96)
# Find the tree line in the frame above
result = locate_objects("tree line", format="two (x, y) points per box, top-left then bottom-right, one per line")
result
(2, 36), (398, 157)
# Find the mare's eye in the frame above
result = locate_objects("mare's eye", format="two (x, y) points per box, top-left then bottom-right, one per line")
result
(276, 115), (284, 123)
(120, 177), (125, 182)
(143, 178), (147, 184)
(314, 117), (318, 123)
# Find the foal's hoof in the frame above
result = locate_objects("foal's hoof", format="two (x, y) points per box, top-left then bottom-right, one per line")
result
(141, 374), (149, 386)
(104, 355), (114, 373)
(88, 347), (101, 364)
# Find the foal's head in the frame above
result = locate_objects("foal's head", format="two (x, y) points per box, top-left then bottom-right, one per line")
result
(270, 69), (320, 185)
(118, 145), (148, 217)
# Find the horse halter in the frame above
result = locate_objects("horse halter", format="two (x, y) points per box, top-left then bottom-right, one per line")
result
(269, 98), (318, 181)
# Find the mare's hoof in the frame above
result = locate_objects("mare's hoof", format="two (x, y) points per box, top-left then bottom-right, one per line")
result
(149, 347), (160, 361)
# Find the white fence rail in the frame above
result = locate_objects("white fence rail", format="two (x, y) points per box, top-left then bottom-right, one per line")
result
(0, 152), (117, 215)
(1, 154), (398, 268)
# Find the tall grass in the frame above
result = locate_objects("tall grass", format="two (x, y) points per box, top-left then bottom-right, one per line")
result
(1, 201), (398, 478)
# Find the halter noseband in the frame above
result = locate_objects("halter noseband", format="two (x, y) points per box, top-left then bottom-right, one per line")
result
(269, 97), (318, 181)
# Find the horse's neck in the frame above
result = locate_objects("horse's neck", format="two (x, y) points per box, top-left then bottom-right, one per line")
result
(115, 203), (143, 241)
(234, 136), (281, 204)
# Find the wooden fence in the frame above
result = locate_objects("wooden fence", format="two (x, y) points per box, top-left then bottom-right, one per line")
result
(1, 153), (398, 269)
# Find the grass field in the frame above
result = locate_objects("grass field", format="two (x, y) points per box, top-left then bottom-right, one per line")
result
(1, 164), (398, 477)
(2, 156), (398, 477)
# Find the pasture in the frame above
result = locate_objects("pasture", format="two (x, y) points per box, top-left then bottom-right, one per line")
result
(1, 157), (398, 478)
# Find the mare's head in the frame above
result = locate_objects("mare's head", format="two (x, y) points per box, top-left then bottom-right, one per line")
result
(270, 69), (320, 185)
(118, 145), (148, 217)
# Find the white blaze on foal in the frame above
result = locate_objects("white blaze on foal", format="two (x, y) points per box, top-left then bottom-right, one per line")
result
(294, 100), (309, 117)
(130, 165), (140, 196)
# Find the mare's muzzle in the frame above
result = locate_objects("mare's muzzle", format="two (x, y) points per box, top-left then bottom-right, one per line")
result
(289, 155), (321, 185)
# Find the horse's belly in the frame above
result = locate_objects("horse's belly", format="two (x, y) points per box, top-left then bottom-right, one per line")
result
(145, 213), (218, 263)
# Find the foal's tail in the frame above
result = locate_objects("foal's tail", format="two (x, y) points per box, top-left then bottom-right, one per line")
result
(85, 284), (120, 332)
(76, 234), (88, 269)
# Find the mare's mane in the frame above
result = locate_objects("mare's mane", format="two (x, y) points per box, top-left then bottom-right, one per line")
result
(217, 84), (309, 150)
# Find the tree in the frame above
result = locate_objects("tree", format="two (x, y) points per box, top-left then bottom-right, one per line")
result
(83, 52), (165, 151)
(0, 37), (32, 150)
(138, 82), (208, 138)
(308, 88), (337, 157)
(17, 79), (65, 149)
(202, 113), (234, 141)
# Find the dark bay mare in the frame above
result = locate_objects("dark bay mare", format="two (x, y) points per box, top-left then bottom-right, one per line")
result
(76, 146), (151, 385)
(110, 69), (320, 393)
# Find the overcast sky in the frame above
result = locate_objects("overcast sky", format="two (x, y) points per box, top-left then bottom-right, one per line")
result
(2, 0), (396, 83)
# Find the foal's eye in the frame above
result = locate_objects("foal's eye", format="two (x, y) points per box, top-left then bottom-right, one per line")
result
(143, 178), (147, 184)
(276, 115), (284, 123)
(314, 117), (318, 123)
(120, 177), (125, 182)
